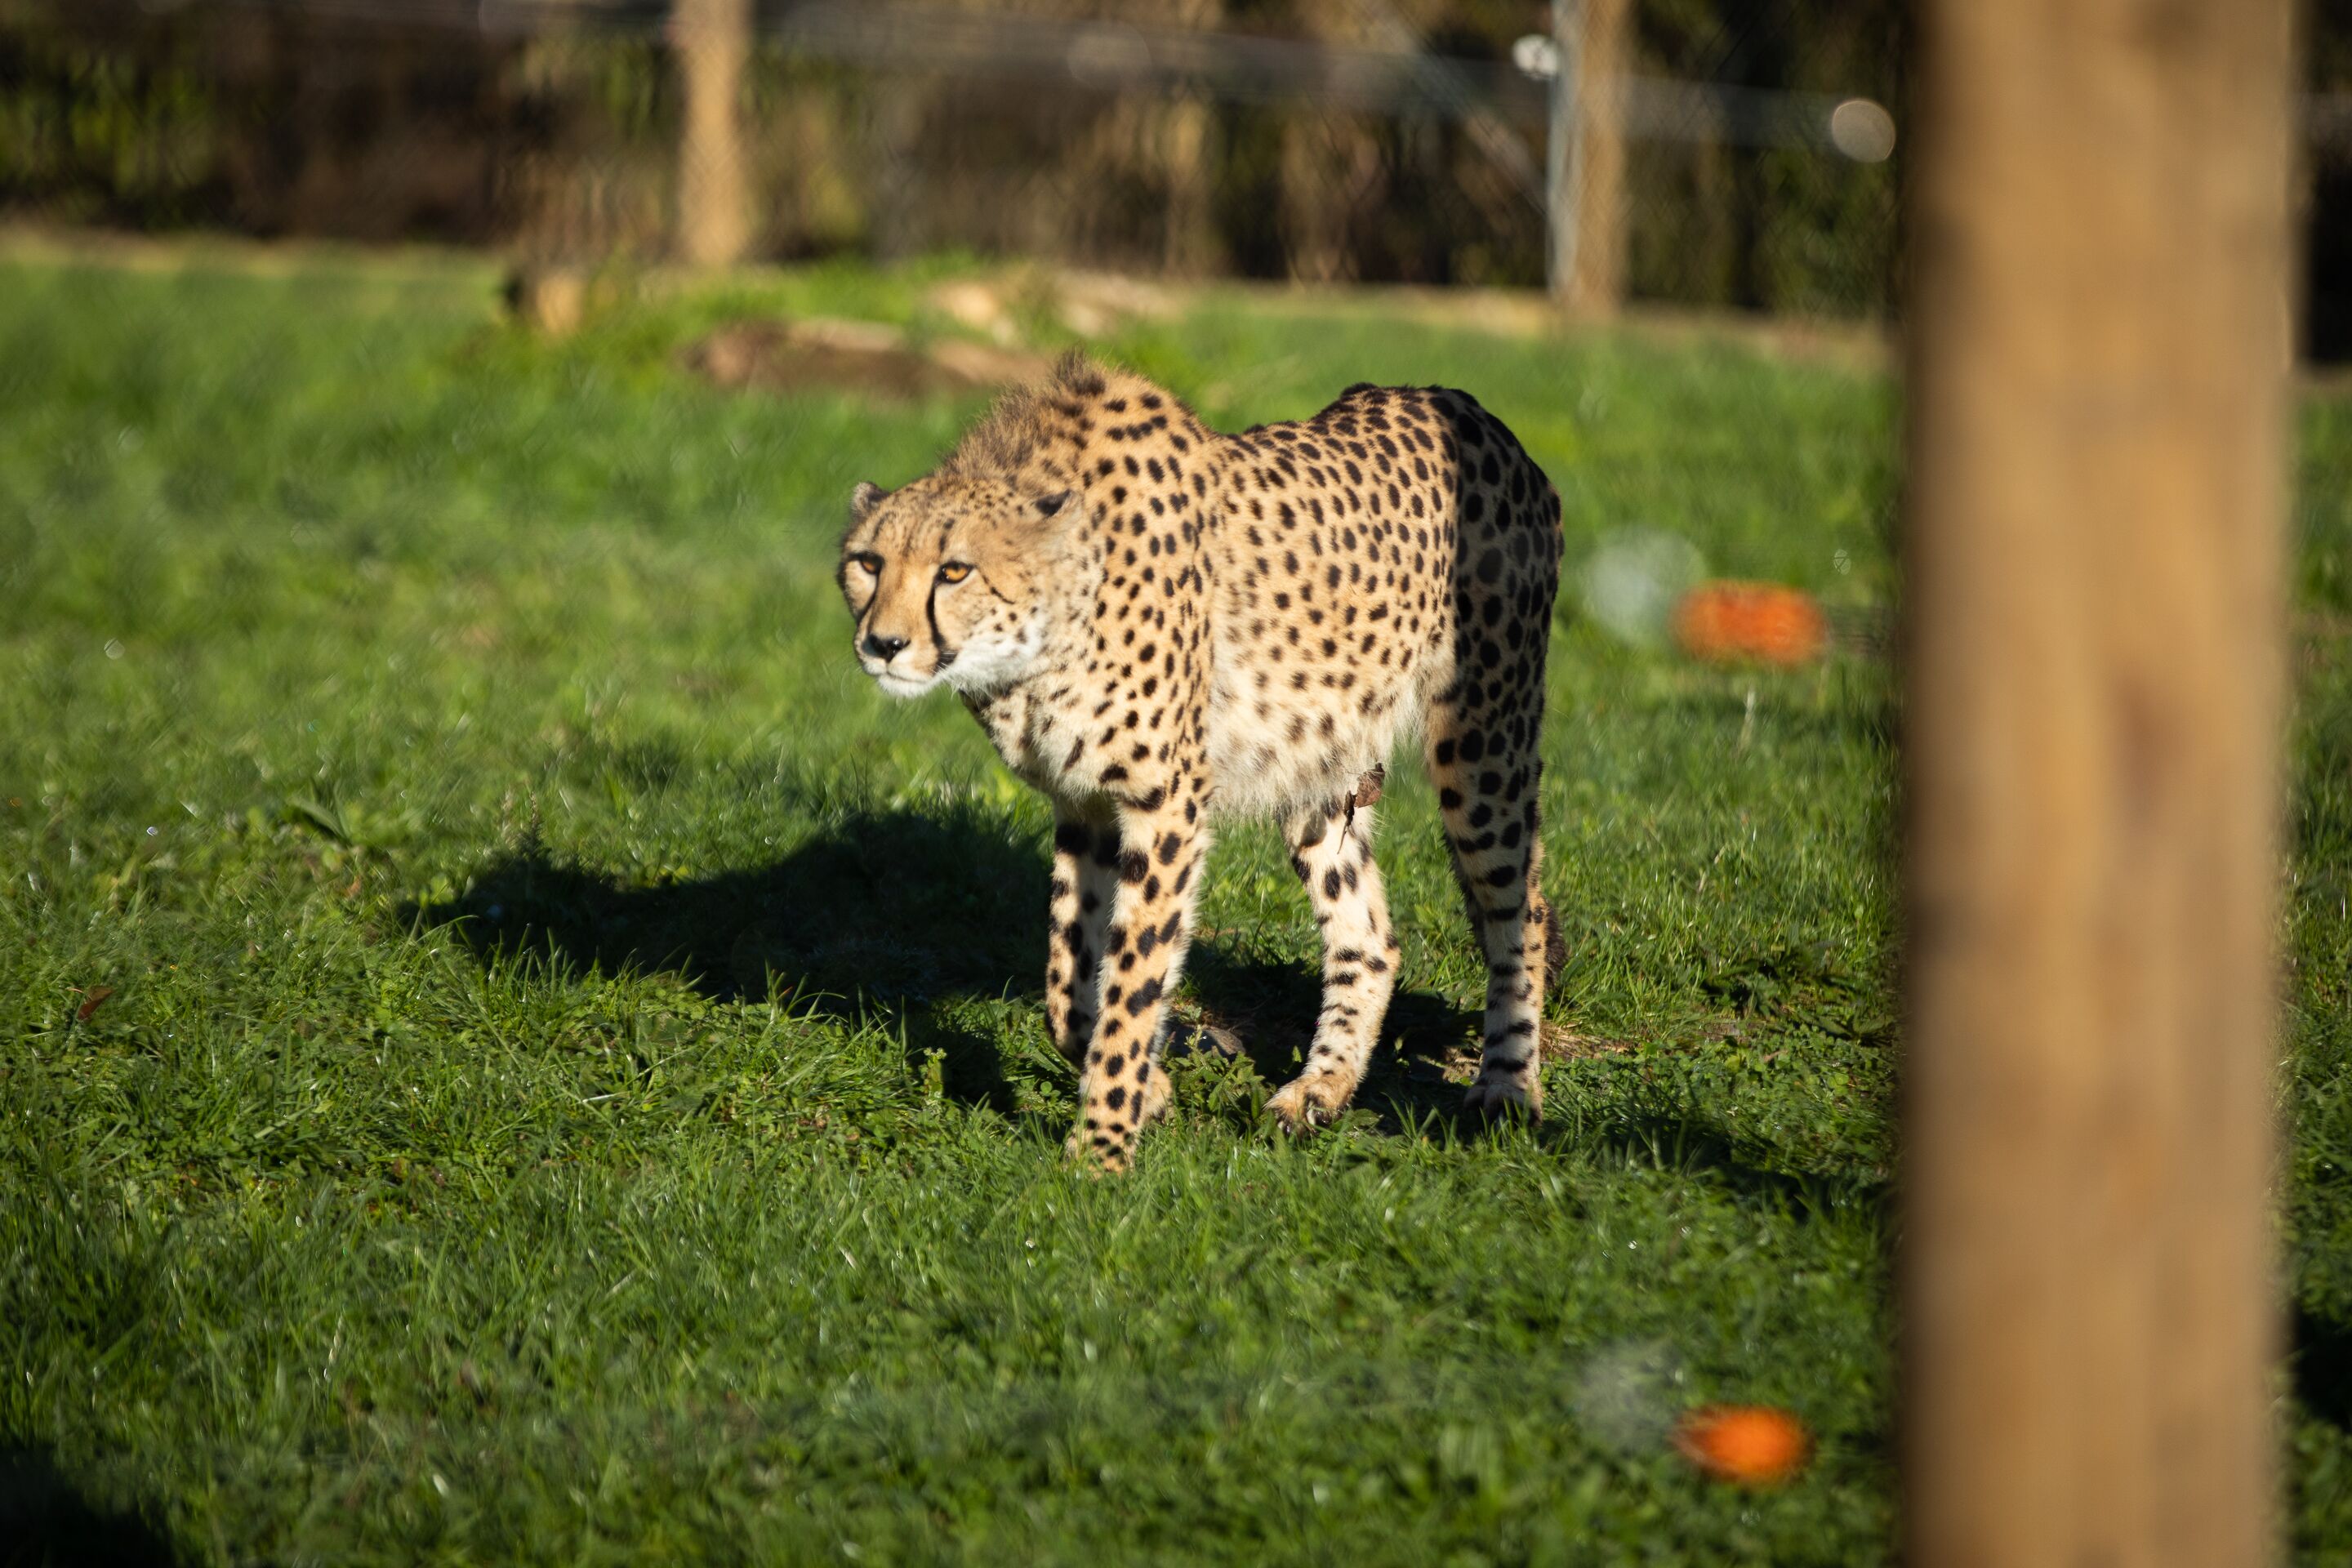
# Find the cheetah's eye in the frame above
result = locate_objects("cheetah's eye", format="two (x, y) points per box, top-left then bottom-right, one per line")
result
(849, 552), (883, 575)
(938, 562), (973, 584)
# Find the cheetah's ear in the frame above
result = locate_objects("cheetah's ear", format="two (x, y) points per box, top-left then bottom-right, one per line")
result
(1032, 489), (1078, 520)
(850, 481), (888, 521)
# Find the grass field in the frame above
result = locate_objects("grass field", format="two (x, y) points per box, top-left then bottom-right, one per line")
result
(2, 243), (2348, 1565)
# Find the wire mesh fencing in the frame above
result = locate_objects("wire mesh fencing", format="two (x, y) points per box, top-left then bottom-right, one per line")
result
(0, 0), (1907, 322)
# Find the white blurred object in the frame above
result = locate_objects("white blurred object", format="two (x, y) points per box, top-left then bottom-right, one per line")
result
(1064, 23), (1152, 89)
(1829, 98), (1899, 163)
(1508, 37), (1895, 163)
(1579, 529), (1707, 648)
(1573, 1339), (1686, 1453)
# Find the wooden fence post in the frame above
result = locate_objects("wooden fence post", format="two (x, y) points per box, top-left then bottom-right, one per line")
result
(1901, 1), (2293, 1565)
(1547, 0), (1624, 314)
(1163, 0), (1221, 278)
(675, 0), (751, 268)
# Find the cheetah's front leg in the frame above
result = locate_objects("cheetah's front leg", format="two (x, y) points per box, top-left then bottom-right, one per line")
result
(1045, 804), (1122, 1067)
(1067, 782), (1211, 1172)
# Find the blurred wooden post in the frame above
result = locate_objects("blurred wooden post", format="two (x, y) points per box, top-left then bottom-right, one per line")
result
(1546, 0), (1624, 314)
(675, 0), (751, 268)
(1901, 1), (2292, 1565)
(1163, 94), (1217, 278)
(1163, 0), (1221, 278)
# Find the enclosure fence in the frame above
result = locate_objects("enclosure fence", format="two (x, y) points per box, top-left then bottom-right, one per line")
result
(0, 0), (1905, 320)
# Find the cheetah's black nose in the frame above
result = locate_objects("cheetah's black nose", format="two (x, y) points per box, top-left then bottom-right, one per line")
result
(862, 632), (910, 662)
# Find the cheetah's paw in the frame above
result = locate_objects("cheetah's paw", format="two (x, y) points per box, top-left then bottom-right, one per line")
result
(1267, 1073), (1352, 1133)
(1136, 1069), (1174, 1127)
(1063, 1128), (1134, 1176)
(1461, 1073), (1544, 1126)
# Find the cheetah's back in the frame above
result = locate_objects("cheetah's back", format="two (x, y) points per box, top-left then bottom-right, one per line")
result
(1201, 383), (1561, 819)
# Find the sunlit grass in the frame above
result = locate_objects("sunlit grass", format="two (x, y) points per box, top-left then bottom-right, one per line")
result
(0, 247), (2345, 1562)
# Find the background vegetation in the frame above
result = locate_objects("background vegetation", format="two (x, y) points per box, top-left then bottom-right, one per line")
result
(0, 0), (1907, 313)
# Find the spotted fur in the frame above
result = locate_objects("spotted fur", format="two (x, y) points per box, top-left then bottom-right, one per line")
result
(840, 354), (1565, 1171)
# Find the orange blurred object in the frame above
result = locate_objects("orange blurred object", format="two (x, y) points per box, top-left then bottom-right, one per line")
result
(1671, 581), (1829, 666)
(1673, 1405), (1811, 1486)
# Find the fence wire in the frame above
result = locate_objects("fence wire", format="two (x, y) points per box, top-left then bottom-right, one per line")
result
(0, 0), (1907, 320)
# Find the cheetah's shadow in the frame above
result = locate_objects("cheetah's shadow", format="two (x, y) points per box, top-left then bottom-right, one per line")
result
(402, 807), (1051, 1116)
(0, 1444), (182, 1566)
(1177, 942), (1488, 1135)
(403, 806), (1485, 1131)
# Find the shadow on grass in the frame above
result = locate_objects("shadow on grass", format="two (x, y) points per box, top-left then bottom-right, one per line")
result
(0, 1446), (180, 1567)
(1177, 941), (1889, 1207)
(407, 809), (1891, 1187)
(1583, 1108), (1888, 1219)
(1179, 941), (1493, 1136)
(406, 817), (1893, 1190)
(2296, 1306), (2352, 1429)
(404, 807), (1496, 1134)
(403, 807), (1053, 1113)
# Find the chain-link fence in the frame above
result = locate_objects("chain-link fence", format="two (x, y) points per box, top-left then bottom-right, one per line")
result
(1, 0), (1909, 321)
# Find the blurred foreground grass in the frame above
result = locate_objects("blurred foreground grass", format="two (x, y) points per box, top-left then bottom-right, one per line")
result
(1, 243), (2348, 1563)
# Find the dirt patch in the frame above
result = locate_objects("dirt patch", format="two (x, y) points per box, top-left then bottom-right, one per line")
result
(1540, 1021), (1640, 1062)
(1405, 1023), (1636, 1084)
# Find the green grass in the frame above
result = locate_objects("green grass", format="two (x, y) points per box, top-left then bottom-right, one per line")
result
(0, 245), (2343, 1564)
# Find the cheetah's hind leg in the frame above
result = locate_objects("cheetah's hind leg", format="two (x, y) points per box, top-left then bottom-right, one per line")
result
(1430, 723), (1556, 1128)
(1266, 795), (1402, 1132)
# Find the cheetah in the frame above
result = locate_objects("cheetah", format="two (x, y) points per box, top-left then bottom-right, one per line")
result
(838, 353), (1565, 1171)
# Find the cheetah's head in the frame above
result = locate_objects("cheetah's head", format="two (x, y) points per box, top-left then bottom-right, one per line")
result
(838, 474), (1080, 699)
